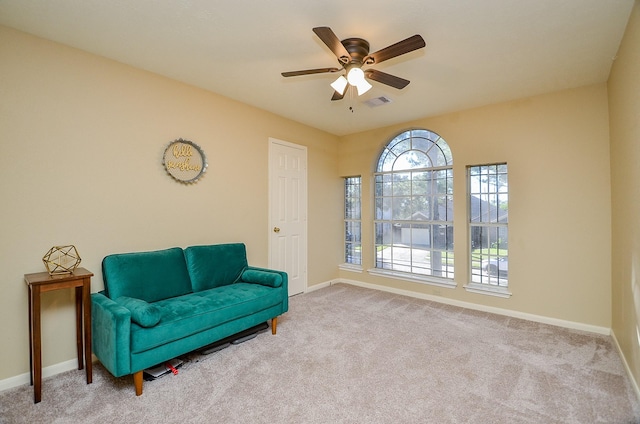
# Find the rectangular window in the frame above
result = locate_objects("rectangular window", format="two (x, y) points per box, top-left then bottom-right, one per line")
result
(344, 176), (362, 266)
(467, 164), (509, 295)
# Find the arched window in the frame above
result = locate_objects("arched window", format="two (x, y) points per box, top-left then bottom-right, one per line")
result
(374, 129), (454, 281)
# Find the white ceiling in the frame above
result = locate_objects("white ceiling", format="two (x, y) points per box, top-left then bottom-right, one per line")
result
(0, 0), (634, 136)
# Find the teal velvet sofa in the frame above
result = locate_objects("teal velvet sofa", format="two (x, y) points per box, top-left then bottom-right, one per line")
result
(91, 243), (288, 396)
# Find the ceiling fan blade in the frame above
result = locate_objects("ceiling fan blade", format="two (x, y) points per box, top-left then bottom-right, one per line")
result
(364, 34), (426, 65)
(281, 67), (341, 77)
(365, 69), (410, 89)
(313, 27), (351, 64)
(331, 90), (345, 101)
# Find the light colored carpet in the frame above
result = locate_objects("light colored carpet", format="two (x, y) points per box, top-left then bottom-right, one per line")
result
(1, 283), (639, 423)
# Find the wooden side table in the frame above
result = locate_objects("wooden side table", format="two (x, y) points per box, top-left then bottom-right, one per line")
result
(24, 267), (93, 403)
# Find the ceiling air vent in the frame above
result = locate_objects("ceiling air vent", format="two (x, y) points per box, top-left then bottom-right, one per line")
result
(363, 96), (393, 108)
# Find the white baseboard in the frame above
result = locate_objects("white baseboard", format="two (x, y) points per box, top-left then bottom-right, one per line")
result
(611, 330), (640, 401)
(331, 278), (611, 335)
(305, 280), (333, 293)
(0, 358), (80, 393)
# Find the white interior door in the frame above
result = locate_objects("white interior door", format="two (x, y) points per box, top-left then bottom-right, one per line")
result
(268, 138), (308, 296)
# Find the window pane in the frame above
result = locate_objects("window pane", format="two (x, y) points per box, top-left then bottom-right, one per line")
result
(433, 195), (451, 221)
(393, 172), (412, 195)
(411, 196), (430, 219)
(392, 197), (412, 220)
(411, 130), (431, 141)
(345, 221), (361, 243)
(389, 138), (411, 157)
(387, 135), (407, 151)
(345, 243), (361, 265)
(382, 174), (393, 195)
(411, 223), (430, 247)
(412, 180), (429, 194)
(425, 144), (445, 167)
(412, 171), (429, 180)
(375, 197), (383, 220)
(498, 193), (509, 223)
(395, 151), (430, 170)
(412, 137), (430, 152)
(435, 139), (453, 166)
(381, 150), (396, 172)
(435, 169), (453, 194)
(442, 224), (454, 250)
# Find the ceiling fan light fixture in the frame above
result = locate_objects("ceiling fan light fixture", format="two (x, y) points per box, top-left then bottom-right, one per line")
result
(355, 79), (372, 96)
(330, 75), (348, 95)
(346, 67), (372, 96)
(347, 67), (365, 85)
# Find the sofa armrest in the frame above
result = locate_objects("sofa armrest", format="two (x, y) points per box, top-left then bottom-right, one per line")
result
(91, 292), (132, 377)
(114, 296), (162, 328)
(240, 268), (283, 288)
(242, 266), (288, 312)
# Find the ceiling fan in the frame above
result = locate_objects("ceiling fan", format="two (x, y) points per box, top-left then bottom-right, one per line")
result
(282, 27), (426, 101)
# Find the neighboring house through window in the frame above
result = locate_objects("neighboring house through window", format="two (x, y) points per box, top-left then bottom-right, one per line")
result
(466, 163), (511, 297)
(372, 129), (454, 286)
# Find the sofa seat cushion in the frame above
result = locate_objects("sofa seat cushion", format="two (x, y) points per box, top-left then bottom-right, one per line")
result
(130, 283), (283, 353)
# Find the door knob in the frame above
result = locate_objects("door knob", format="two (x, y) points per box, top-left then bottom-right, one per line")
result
(273, 227), (280, 233)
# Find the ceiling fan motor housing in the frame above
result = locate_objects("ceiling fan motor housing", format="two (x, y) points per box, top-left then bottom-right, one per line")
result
(341, 38), (370, 65)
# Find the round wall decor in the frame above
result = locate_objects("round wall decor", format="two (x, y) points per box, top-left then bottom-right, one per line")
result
(162, 138), (207, 183)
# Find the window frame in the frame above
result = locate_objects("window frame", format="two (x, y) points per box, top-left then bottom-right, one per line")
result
(369, 129), (456, 288)
(464, 163), (511, 298)
(341, 176), (363, 271)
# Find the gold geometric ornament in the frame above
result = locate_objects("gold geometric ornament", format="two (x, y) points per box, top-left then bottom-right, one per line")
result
(42, 245), (82, 275)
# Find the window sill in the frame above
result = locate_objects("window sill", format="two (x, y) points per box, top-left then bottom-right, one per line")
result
(464, 282), (512, 298)
(367, 268), (457, 289)
(339, 263), (363, 273)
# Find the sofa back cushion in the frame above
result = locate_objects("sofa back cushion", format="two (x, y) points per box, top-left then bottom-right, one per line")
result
(184, 243), (248, 292)
(102, 247), (192, 303)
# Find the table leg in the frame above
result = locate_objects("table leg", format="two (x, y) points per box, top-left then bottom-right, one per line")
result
(32, 285), (42, 404)
(83, 278), (92, 384)
(75, 286), (83, 371)
(27, 285), (33, 387)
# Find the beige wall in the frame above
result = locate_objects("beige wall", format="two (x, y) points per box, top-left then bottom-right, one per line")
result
(0, 26), (341, 381)
(1, 8), (633, 387)
(610, 0), (640, 391)
(339, 83), (612, 327)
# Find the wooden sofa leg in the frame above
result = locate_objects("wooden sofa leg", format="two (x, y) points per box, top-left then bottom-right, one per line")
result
(272, 316), (278, 335)
(133, 371), (143, 396)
